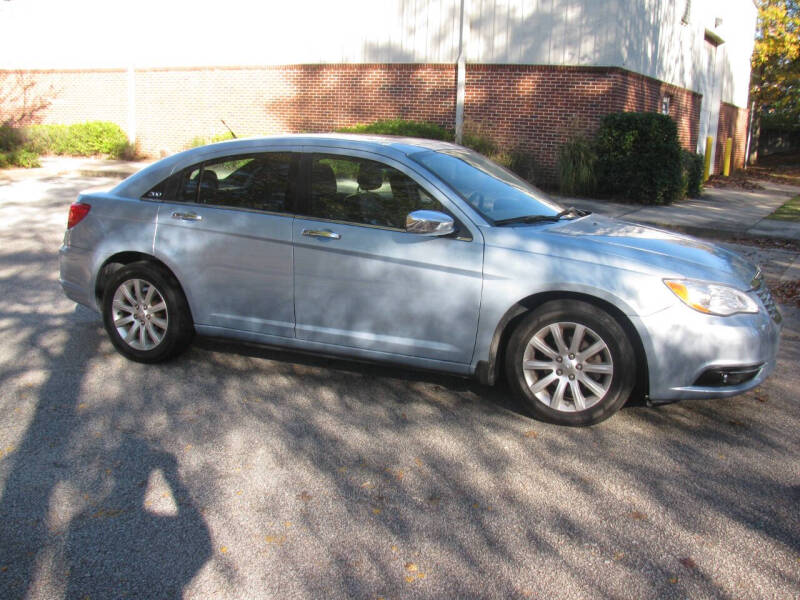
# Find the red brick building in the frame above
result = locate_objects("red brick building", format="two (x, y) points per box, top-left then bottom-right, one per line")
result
(0, 0), (756, 185)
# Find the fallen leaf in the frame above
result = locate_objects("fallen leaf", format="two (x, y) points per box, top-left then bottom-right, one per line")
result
(361, 481), (373, 489)
(265, 534), (286, 545)
(629, 511), (647, 520)
(414, 457), (423, 467)
(405, 576), (415, 583)
(297, 491), (313, 502)
(417, 572), (426, 580)
(284, 521), (292, 528)
(668, 577), (678, 584)
(391, 545), (399, 553)
(405, 562), (418, 572)
(679, 557), (697, 569)
(614, 552), (625, 560)
(472, 503), (480, 509)
(755, 393), (769, 403)
(220, 546), (228, 554)
(524, 430), (538, 438)
(372, 508), (382, 515)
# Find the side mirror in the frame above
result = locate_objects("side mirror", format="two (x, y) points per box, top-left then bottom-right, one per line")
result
(405, 210), (455, 236)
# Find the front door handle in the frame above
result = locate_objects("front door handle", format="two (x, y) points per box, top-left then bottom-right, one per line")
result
(171, 211), (202, 221)
(302, 229), (341, 240)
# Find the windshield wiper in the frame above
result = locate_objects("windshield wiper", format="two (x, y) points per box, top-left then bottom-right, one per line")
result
(493, 207), (590, 226)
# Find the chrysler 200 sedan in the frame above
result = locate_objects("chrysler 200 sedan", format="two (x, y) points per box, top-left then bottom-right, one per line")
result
(59, 134), (782, 426)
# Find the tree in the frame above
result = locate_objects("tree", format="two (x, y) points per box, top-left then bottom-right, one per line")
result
(751, 1), (800, 134)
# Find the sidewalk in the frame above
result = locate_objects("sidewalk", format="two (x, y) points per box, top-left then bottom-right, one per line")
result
(562, 181), (800, 242)
(3, 156), (800, 242)
(0, 156), (151, 183)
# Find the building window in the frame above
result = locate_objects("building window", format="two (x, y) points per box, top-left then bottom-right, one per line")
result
(661, 96), (671, 116)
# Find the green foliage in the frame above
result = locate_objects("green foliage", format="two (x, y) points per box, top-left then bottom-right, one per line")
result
(594, 112), (683, 204)
(681, 150), (704, 198)
(26, 122), (131, 158)
(751, 1), (800, 131)
(0, 148), (40, 168)
(186, 131), (236, 149)
(557, 136), (597, 195)
(461, 123), (498, 156)
(337, 119), (451, 141)
(0, 123), (26, 152)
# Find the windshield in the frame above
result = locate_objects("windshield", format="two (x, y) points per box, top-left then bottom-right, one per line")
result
(409, 148), (563, 224)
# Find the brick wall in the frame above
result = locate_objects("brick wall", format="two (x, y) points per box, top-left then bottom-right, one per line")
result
(715, 102), (749, 174)
(134, 65), (456, 156)
(2, 64), (709, 186)
(464, 65), (701, 183)
(0, 69), (127, 127)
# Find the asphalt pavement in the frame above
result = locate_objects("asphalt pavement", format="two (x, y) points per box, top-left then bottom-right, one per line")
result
(0, 170), (798, 600)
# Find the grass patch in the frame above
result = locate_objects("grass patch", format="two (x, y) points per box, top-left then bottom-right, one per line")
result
(767, 195), (800, 221)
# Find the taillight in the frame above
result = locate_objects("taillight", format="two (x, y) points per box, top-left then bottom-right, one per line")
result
(67, 203), (91, 229)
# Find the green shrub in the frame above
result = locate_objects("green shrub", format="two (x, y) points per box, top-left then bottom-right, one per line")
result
(594, 112), (683, 204)
(26, 121), (131, 158)
(186, 131), (236, 149)
(337, 119), (451, 141)
(681, 150), (704, 198)
(558, 136), (597, 195)
(0, 148), (40, 168)
(461, 124), (498, 156)
(0, 123), (26, 152)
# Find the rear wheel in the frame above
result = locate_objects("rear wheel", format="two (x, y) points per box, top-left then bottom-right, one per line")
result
(505, 300), (635, 426)
(102, 262), (193, 363)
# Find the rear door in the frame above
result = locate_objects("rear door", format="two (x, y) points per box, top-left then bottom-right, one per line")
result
(292, 150), (484, 364)
(153, 151), (298, 338)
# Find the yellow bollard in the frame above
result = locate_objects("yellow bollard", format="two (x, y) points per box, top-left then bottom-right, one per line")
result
(723, 137), (733, 177)
(703, 136), (713, 181)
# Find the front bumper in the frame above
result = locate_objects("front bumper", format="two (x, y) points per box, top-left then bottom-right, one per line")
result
(634, 298), (782, 402)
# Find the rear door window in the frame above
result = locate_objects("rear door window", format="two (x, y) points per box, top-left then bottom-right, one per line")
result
(171, 153), (298, 213)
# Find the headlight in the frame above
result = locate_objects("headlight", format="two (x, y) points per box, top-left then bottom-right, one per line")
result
(664, 279), (759, 316)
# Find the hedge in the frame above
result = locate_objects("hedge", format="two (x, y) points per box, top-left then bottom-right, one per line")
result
(594, 112), (684, 204)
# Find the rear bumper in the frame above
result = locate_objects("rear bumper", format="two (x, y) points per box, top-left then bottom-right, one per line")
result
(59, 244), (97, 311)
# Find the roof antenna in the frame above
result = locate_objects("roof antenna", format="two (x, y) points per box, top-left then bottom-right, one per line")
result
(221, 119), (237, 139)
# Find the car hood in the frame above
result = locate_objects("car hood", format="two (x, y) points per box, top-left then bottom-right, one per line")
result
(485, 215), (759, 288)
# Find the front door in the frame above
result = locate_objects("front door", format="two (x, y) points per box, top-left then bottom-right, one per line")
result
(292, 151), (483, 364)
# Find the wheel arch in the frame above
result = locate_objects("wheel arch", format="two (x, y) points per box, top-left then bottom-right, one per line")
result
(477, 291), (649, 400)
(94, 252), (192, 322)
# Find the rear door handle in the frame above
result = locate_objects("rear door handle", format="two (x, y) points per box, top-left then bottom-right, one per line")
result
(302, 229), (341, 240)
(171, 211), (202, 221)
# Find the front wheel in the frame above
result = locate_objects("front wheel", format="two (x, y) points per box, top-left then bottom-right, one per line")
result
(505, 300), (636, 426)
(102, 262), (193, 363)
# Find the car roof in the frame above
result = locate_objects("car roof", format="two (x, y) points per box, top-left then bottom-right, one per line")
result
(112, 134), (462, 199)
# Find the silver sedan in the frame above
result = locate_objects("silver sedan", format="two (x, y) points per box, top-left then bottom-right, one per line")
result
(59, 135), (782, 425)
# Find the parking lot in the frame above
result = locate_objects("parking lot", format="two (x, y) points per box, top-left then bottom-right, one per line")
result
(0, 172), (798, 599)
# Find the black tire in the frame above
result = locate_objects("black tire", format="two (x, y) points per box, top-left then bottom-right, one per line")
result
(102, 261), (194, 363)
(505, 299), (635, 426)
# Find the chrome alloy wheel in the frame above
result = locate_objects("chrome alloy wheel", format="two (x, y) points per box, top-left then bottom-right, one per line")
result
(111, 278), (169, 351)
(522, 321), (613, 412)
